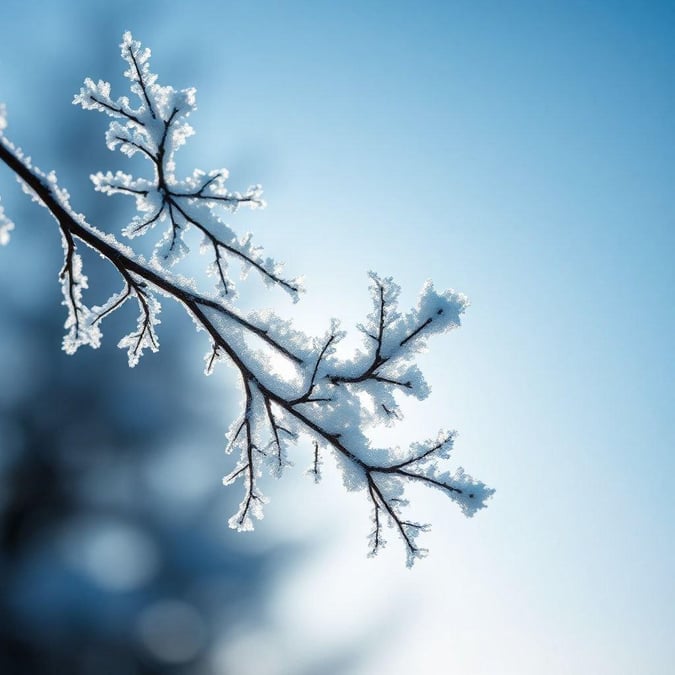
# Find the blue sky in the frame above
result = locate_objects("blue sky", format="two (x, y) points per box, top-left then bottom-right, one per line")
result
(1, 1), (674, 673)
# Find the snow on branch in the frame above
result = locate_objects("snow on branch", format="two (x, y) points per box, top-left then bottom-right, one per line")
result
(74, 32), (300, 301)
(0, 33), (493, 566)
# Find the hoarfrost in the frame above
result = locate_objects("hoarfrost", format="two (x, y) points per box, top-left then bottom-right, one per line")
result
(59, 235), (102, 354)
(0, 33), (494, 565)
(0, 197), (13, 246)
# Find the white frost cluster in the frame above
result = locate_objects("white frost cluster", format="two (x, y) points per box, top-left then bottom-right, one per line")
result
(0, 197), (13, 246)
(0, 106), (15, 245)
(206, 270), (490, 565)
(76, 33), (300, 303)
(60, 235), (102, 354)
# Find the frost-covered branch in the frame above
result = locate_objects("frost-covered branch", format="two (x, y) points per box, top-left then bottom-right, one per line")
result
(0, 33), (493, 565)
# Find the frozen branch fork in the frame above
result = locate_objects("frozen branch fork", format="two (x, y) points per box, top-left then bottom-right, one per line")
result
(0, 33), (493, 566)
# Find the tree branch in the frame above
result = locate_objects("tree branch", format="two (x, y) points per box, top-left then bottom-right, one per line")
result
(0, 33), (492, 565)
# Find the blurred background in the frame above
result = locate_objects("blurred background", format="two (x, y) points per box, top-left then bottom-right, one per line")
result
(0, 1), (674, 674)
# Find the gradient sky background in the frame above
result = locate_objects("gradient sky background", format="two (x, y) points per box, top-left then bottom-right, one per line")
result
(1, 1), (674, 673)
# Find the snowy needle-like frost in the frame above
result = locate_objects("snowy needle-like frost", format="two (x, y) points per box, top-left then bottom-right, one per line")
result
(0, 33), (493, 565)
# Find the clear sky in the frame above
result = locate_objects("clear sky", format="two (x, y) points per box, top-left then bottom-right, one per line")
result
(1, 1), (674, 673)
